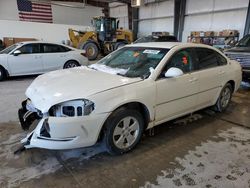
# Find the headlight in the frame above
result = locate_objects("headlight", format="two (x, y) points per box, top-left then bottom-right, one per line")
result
(49, 99), (95, 117)
(26, 99), (37, 112)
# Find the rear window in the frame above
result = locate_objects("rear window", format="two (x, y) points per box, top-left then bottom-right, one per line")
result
(216, 52), (227, 65)
(42, 44), (71, 53)
(195, 48), (218, 69)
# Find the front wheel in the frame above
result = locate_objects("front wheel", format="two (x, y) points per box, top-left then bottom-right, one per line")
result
(104, 108), (144, 155)
(83, 42), (99, 60)
(0, 67), (6, 81)
(215, 83), (233, 112)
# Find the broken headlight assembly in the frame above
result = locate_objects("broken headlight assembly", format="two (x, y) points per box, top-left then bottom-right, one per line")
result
(49, 99), (95, 117)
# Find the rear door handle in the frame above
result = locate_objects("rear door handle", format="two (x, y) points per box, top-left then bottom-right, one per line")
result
(189, 77), (198, 82)
(35, 55), (42, 59)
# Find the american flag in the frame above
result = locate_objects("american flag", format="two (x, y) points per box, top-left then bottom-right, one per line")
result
(17, 0), (53, 23)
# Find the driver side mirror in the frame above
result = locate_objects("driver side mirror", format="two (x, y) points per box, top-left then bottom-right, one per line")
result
(117, 20), (120, 29)
(13, 50), (21, 56)
(165, 67), (184, 78)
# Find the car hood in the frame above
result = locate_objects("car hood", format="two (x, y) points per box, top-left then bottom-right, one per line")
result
(26, 66), (142, 113)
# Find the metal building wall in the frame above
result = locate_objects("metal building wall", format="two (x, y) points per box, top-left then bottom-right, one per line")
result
(138, 0), (174, 37)
(137, 0), (248, 41)
(182, 0), (249, 41)
(109, 2), (129, 29)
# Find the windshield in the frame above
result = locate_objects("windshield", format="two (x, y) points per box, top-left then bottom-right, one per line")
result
(89, 47), (169, 78)
(236, 35), (250, 47)
(134, 35), (177, 43)
(94, 19), (104, 32)
(134, 36), (153, 43)
(0, 44), (18, 54)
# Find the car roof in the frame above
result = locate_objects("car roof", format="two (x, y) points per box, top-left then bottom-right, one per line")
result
(128, 42), (215, 49)
(16, 41), (65, 46)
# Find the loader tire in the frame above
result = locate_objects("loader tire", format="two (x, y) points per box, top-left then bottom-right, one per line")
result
(83, 42), (99, 60)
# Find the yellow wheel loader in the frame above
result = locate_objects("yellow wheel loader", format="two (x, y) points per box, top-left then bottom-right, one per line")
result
(69, 16), (133, 60)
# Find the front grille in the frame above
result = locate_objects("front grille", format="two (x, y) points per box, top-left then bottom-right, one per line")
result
(225, 52), (250, 67)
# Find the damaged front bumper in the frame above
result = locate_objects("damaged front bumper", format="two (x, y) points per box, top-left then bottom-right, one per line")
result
(18, 100), (109, 150)
(18, 99), (41, 130)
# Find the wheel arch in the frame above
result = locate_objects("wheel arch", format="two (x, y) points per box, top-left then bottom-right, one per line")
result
(227, 80), (235, 92)
(0, 64), (9, 77)
(97, 101), (151, 141)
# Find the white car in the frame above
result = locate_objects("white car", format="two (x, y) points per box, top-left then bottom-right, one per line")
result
(18, 42), (242, 154)
(0, 41), (88, 81)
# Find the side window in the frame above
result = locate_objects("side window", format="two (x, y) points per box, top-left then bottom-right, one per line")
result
(216, 52), (227, 66)
(18, 44), (40, 54)
(195, 48), (218, 69)
(61, 46), (72, 52)
(164, 48), (194, 74)
(43, 44), (64, 53)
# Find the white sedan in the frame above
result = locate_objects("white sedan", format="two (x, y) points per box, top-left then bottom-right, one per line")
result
(18, 42), (242, 155)
(0, 41), (88, 81)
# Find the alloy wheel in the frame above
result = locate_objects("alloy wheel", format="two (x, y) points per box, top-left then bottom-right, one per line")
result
(112, 116), (140, 149)
(65, 62), (77, 68)
(220, 87), (231, 108)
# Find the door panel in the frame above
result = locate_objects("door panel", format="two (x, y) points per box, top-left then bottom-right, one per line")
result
(7, 44), (43, 75)
(155, 72), (199, 123)
(194, 48), (226, 108)
(155, 48), (199, 124)
(41, 44), (68, 72)
(197, 68), (222, 108)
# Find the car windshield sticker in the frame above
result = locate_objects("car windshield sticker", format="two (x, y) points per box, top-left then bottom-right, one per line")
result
(143, 49), (160, 54)
(182, 56), (188, 65)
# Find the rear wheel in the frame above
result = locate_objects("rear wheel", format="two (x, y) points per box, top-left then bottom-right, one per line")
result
(83, 42), (99, 60)
(215, 83), (233, 112)
(114, 42), (126, 50)
(104, 108), (144, 155)
(0, 67), (6, 81)
(64, 61), (79, 69)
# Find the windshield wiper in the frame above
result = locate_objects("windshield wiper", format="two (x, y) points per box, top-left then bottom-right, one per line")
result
(87, 66), (97, 70)
(117, 73), (126, 77)
(140, 72), (151, 80)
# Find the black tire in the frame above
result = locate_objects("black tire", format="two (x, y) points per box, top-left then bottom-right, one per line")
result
(0, 66), (6, 81)
(215, 83), (233, 112)
(64, 61), (79, 69)
(104, 108), (144, 155)
(83, 42), (99, 60)
(114, 42), (126, 50)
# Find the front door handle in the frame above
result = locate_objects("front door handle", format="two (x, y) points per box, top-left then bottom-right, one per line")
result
(218, 70), (225, 75)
